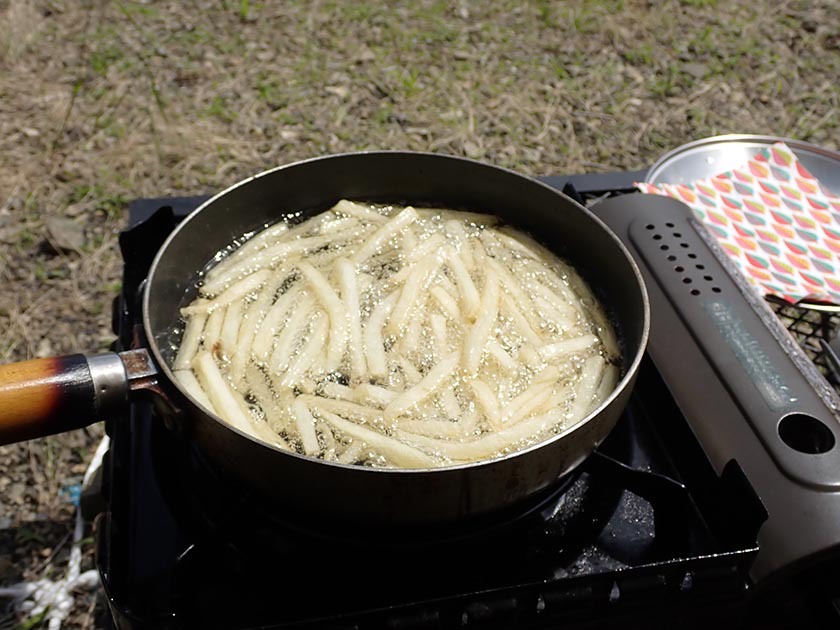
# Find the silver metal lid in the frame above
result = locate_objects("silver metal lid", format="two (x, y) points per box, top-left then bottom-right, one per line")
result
(647, 135), (840, 312)
(645, 134), (840, 195)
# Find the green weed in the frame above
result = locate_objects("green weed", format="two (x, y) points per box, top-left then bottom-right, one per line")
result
(17, 610), (48, 630)
(400, 69), (422, 98)
(16, 527), (44, 545)
(121, 1), (159, 17)
(374, 106), (393, 125)
(340, 3), (377, 21)
(623, 44), (654, 66)
(99, 193), (127, 219)
(255, 76), (288, 111)
(205, 95), (238, 122)
(90, 46), (124, 75)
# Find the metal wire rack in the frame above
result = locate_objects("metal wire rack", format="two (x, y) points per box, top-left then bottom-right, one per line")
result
(766, 296), (840, 390)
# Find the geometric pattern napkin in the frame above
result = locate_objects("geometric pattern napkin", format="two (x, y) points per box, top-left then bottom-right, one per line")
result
(637, 142), (840, 305)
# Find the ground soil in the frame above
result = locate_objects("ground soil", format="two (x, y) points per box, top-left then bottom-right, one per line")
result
(1, 0), (839, 627)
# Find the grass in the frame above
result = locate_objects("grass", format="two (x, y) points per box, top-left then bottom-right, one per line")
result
(0, 0), (839, 626)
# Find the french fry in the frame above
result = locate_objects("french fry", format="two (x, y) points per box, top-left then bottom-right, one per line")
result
(438, 273), (459, 297)
(336, 258), (366, 378)
(506, 385), (554, 425)
(438, 387), (462, 420)
(463, 269), (499, 375)
(244, 364), (287, 426)
(318, 215), (359, 235)
(534, 382), (575, 416)
(318, 420), (338, 455)
(407, 233), (445, 263)
(402, 226), (418, 251)
(566, 355), (605, 425)
(278, 311), (328, 388)
(444, 246), (480, 321)
(530, 279), (579, 319)
(467, 378), (501, 430)
(445, 220), (474, 268)
(230, 272), (288, 384)
(398, 356), (423, 385)
(385, 352), (459, 421)
(269, 294), (315, 372)
(430, 313), (448, 358)
(486, 340), (518, 373)
(301, 394), (383, 423)
(352, 206), (418, 265)
(397, 418), (465, 439)
(320, 380), (356, 401)
(174, 313), (207, 370)
(488, 258), (545, 337)
(337, 440), (364, 465)
(201, 234), (336, 296)
(481, 228), (539, 260)
(595, 364), (620, 404)
(471, 236), (489, 271)
(298, 261), (348, 371)
(292, 397), (321, 456)
(539, 335), (598, 361)
(186, 268), (271, 311)
(387, 253), (442, 335)
(193, 351), (281, 445)
(219, 301), (243, 359)
(354, 383), (397, 407)
(499, 292), (543, 346)
(334, 199), (388, 223)
(431, 285), (461, 321)
(501, 376), (554, 424)
(397, 408), (565, 462)
(364, 291), (398, 379)
(424, 208), (497, 227)
(460, 406), (480, 435)
(400, 304), (425, 355)
(202, 222), (290, 285)
(517, 343), (542, 367)
(297, 377), (318, 395)
(496, 226), (547, 260)
(564, 268), (621, 360)
(317, 408), (441, 468)
(532, 364), (563, 384)
(174, 369), (214, 411)
(532, 294), (576, 330)
(253, 281), (302, 361)
(202, 306), (226, 357)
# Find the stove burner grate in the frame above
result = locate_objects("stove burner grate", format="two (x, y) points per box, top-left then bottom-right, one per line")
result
(98, 186), (781, 630)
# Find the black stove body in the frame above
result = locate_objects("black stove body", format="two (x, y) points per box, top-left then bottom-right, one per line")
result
(96, 172), (840, 629)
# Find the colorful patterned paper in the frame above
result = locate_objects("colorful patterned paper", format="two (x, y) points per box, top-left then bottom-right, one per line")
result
(637, 142), (840, 304)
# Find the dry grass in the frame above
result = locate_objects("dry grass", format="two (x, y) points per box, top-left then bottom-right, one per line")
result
(0, 0), (838, 627)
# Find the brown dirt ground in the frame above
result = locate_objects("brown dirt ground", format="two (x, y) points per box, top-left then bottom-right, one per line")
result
(0, 0), (839, 627)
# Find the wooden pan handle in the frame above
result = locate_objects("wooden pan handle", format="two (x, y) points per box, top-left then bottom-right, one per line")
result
(0, 353), (129, 445)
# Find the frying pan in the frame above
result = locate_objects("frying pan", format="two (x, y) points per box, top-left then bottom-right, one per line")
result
(0, 152), (649, 526)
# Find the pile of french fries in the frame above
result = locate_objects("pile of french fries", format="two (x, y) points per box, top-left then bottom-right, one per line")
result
(172, 200), (619, 468)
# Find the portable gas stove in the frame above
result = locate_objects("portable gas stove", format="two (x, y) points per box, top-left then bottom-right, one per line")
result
(93, 170), (840, 629)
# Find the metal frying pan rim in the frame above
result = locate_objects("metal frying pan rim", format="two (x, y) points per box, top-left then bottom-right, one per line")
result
(142, 151), (651, 474)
